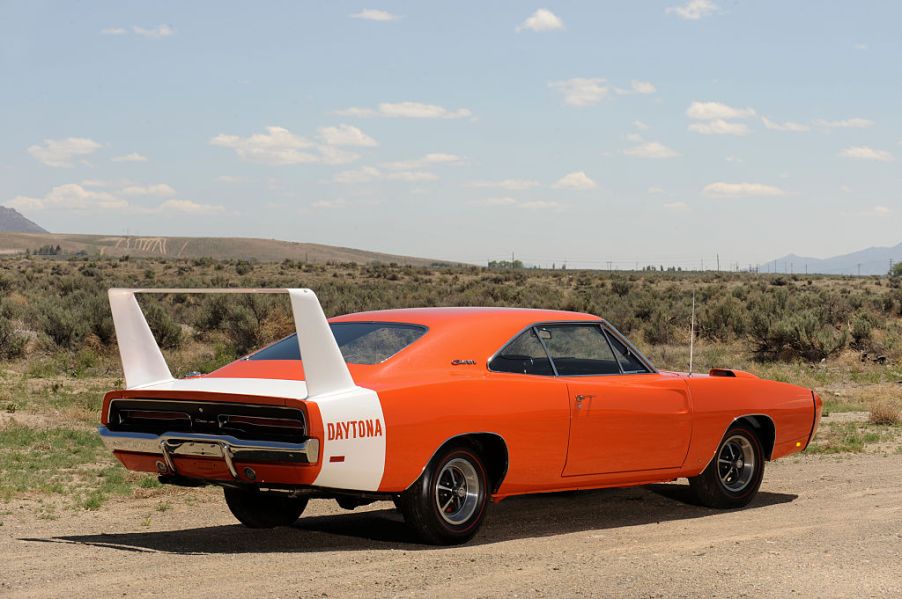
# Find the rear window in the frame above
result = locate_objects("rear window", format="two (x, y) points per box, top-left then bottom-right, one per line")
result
(248, 322), (427, 365)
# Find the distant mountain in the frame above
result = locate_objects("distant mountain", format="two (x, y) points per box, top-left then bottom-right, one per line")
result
(0, 232), (452, 265)
(764, 242), (902, 276)
(0, 207), (47, 233)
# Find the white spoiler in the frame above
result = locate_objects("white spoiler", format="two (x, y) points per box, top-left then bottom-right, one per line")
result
(108, 288), (354, 397)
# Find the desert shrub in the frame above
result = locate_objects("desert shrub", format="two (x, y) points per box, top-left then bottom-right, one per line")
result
(0, 316), (26, 359)
(40, 301), (88, 348)
(850, 313), (873, 348)
(748, 309), (847, 361)
(699, 295), (746, 341)
(143, 303), (182, 349)
(869, 401), (900, 426)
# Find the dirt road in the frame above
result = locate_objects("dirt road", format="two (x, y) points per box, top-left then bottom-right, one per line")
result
(2, 452), (900, 598)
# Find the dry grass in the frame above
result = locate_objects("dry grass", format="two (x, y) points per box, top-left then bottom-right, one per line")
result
(869, 400), (901, 425)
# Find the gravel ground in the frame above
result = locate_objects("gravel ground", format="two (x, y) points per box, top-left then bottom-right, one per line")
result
(1, 452), (900, 598)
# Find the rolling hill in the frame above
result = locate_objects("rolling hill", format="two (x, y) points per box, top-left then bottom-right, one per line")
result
(764, 241), (902, 276)
(0, 232), (450, 266)
(0, 207), (47, 234)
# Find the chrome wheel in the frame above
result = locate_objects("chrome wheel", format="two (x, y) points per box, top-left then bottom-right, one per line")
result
(434, 457), (480, 525)
(717, 434), (756, 492)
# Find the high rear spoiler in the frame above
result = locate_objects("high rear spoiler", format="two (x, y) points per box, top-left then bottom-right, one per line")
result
(108, 288), (354, 396)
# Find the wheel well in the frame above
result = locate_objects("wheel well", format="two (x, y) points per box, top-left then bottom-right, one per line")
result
(734, 415), (775, 460)
(435, 433), (509, 494)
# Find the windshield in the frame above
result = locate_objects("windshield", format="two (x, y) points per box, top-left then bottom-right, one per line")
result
(247, 322), (427, 365)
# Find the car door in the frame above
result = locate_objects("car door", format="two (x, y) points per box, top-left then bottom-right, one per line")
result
(536, 323), (692, 476)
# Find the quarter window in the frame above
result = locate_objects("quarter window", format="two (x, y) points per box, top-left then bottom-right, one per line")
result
(605, 331), (650, 374)
(488, 329), (554, 376)
(538, 324), (621, 376)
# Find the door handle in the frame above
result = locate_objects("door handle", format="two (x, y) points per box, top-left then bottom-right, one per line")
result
(575, 394), (595, 407)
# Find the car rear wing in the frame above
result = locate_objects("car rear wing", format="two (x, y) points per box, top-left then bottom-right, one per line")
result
(108, 288), (354, 397)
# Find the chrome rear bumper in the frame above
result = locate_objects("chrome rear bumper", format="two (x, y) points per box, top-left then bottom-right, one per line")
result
(98, 426), (320, 479)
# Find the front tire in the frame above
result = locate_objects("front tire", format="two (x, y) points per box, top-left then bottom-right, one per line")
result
(398, 445), (489, 545)
(223, 487), (308, 528)
(689, 426), (765, 509)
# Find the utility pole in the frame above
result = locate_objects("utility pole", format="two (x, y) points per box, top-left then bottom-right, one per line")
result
(716, 253), (720, 272)
(857, 263), (862, 277)
(607, 260), (612, 271)
(805, 264), (807, 275)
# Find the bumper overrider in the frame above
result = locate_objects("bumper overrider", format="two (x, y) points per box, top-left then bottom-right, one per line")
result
(98, 426), (320, 480)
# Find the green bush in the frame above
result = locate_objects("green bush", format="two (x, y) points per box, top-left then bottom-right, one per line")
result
(143, 303), (182, 349)
(0, 316), (26, 359)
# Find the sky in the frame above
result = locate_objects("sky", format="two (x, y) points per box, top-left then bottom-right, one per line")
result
(1, 1), (901, 269)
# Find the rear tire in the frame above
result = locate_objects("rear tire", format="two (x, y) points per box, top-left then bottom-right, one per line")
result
(689, 426), (765, 509)
(398, 445), (489, 545)
(223, 487), (308, 528)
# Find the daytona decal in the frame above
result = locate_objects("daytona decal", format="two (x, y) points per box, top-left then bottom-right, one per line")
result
(327, 418), (383, 441)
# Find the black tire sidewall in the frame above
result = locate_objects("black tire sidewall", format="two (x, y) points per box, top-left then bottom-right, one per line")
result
(402, 445), (489, 544)
(713, 426), (765, 502)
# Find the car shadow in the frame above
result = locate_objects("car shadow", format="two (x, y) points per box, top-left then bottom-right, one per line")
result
(20, 483), (796, 554)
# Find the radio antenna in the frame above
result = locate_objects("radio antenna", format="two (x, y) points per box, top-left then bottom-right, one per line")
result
(688, 289), (696, 377)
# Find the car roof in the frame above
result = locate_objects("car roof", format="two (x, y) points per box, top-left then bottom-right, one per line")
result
(329, 306), (601, 329)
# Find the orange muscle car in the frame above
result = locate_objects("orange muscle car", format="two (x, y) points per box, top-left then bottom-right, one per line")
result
(99, 288), (822, 544)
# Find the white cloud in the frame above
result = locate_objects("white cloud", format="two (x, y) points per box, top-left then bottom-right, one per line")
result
(334, 102), (472, 119)
(516, 9), (564, 32)
(630, 80), (656, 94)
(6, 183), (127, 211)
(553, 171), (597, 190)
(211, 127), (315, 165)
(385, 170), (438, 182)
(333, 166), (437, 184)
(687, 101), (756, 121)
(121, 184), (176, 196)
(549, 78), (608, 107)
(350, 9), (400, 22)
(383, 153), (464, 170)
(27, 137), (102, 167)
(634, 120), (650, 131)
(860, 205), (892, 216)
(212, 126), (368, 166)
(132, 25), (175, 39)
(703, 182), (786, 197)
(689, 119), (751, 136)
(333, 166), (381, 184)
(761, 116), (809, 132)
(667, 0), (718, 20)
(814, 117), (874, 129)
(467, 179), (541, 191)
(101, 27), (127, 35)
(216, 175), (248, 184)
(157, 199), (224, 214)
(663, 201), (689, 211)
(317, 145), (361, 166)
(616, 80), (657, 95)
(468, 196), (518, 207)
(624, 141), (680, 158)
(519, 200), (561, 210)
(6, 182), (222, 215)
(648, 186), (665, 194)
(112, 152), (149, 162)
(838, 146), (894, 162)
(317, 124), (378, 147)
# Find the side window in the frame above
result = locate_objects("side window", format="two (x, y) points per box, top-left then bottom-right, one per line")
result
(605, 331), (650, 374)
(489, 329), (554, 376)
(539, 324), (621, 376)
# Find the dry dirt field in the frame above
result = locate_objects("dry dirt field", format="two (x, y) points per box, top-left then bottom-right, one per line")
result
(2, 446), (900, 598)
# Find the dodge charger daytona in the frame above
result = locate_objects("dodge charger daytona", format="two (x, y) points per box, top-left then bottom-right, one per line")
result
(99, 288), (822, 544)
